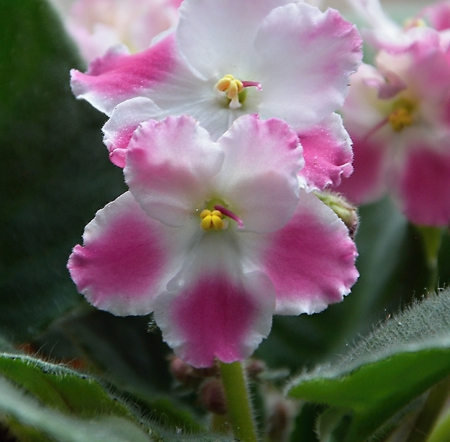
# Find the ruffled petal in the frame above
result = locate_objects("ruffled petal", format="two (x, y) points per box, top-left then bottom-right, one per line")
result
(298, 113), (353, 190)
(176, 0), (291, 78)
(216, 115), (303, 233)
(103, 97), (161, 167)
(67, 192), (181, 316)
(71, 33), (185, 115)
(262, 190), (358, 315)
(392, 144), (450, 226)
(255, 3), (362, 130)
(125, 116), (224, 227)
(154, 231), (275, 367)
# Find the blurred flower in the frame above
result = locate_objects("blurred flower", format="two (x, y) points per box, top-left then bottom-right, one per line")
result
(420, 1), (450, 33)
(68, 115), (358, 367)
(51, 0), (181, 61)
(70, 0), (361, 190)
(345, 0), (443, 51)
(338, 1), (450, 226)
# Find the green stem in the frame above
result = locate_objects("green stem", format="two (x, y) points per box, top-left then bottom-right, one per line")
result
(219, 361), (258, 442)
(415, 226), (443, 293)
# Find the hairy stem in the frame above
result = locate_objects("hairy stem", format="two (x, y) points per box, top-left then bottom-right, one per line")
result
(219, 361), (258, 442)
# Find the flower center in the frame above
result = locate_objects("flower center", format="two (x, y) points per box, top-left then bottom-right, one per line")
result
(214, 74), (262, 109)
(200, 209), (225, 231)
(388, 98), (416, 132)
(199, 204), (244, 231)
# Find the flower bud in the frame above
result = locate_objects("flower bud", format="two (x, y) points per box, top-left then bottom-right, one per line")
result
(198, 378), (227, 415)
(245, 358), (266, 381)
(169, 356), (198, 386)
(169, 355), (219, 387)
(315, 191), (359, 238)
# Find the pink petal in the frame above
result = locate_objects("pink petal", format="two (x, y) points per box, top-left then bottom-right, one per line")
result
(364, 70), (407, 100)
(376, 36), (450, 108)
(298, 113), (353, 190)
(393, 145), (450, 226)
(70, 33), (181, 115)
(103, 97), (161, 167)
(68, 192), (178, 315)
(262, 190), (359, 315)
(421, 1), (450, 31)
(255, 3), (362, 130)
(341, 63), (388, 132)
(217, 115), (303, 233)
(154, 270), (275, 367)
(336, 133), (389, 205)
(125, 116), (224, 227)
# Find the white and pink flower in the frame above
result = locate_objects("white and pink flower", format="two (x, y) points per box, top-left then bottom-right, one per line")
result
(70, 0), (362, 190)
(68, 115), (358, 367)
(52, 0), (182, 62)
(345, 0), (446, 52)
(337, 24), (450, 226)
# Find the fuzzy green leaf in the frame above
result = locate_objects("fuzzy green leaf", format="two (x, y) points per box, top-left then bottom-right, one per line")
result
(0, 353), (233, 442)
(287, 290), (450, 442)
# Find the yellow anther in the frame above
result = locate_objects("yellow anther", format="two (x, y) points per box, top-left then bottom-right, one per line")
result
(200, 209), (224, 231)
(215, 74), (244, 109)
(404, 17), (426, 29)
(389, 107), (414, 132)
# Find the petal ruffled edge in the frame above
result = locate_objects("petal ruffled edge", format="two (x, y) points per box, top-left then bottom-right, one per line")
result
(103, 97), (161, 167)
(298, 113), (353, 191)
(70, 33), (182, 115)
(68, 192), (179, 315)
(154, 268), (275, 367)
(262, 190), (359, 315)
(255, 2), (362, 129)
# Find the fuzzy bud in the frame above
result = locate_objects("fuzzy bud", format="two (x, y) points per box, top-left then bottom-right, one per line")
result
(198, 378), (227, 415)
(315, 191), (359, 238)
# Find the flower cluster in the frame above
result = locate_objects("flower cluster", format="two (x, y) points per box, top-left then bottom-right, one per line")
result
(51, 0), (182, 61)
(68, 0), (361, 367)
(338, 0), (450, 226)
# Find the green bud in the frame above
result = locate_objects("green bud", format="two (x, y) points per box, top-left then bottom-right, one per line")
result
(315, 191), (359, 239)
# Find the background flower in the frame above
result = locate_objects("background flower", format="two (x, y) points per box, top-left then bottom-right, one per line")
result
(337, 1), (450, 226)
(51, 0), (182, 61)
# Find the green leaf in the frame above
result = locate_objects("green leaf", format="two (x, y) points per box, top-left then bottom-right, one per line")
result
(287, 290), (450, 442)
(0, 353), (233, 442)
(32, 310), (206, 433)
(0, 353), (151, 441)
(0, 353), (136, 417)
(0, 0), (125, 342)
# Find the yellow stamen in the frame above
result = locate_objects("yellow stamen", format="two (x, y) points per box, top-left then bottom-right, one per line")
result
(388, 107), (414, 132)
(404, 17), (426, 29)
(200, 209), (224, 231)
(215, 74), (244, 109)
